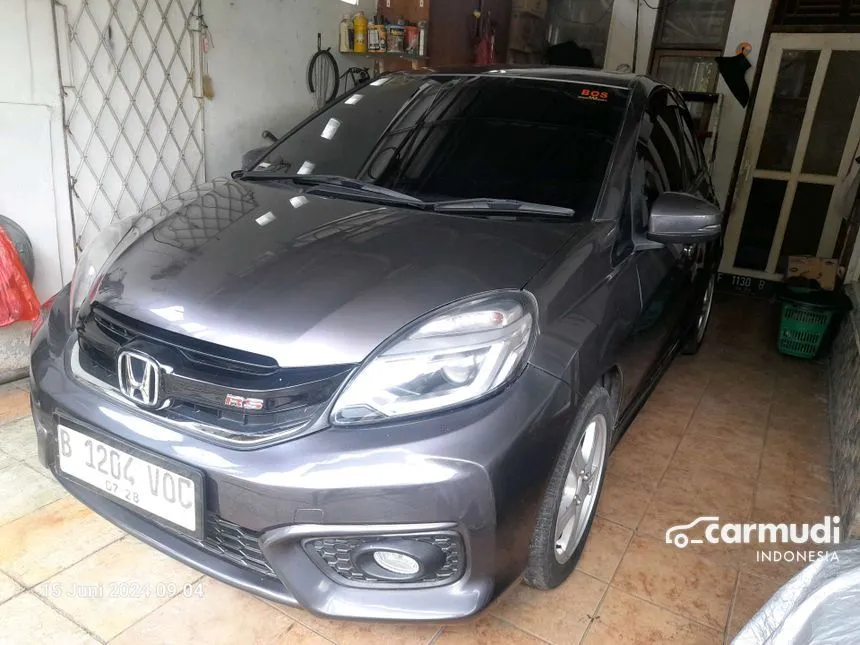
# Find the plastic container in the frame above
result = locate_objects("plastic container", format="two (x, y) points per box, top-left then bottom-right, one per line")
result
(387, 24), (405, 53)
(353, 12), (368, 53)
(418, 21), (428, 56)
(367, 18), (386, 52)
(777, 285), (840, 359)
(405, 26), (419, 54)
(339, 15), (353, 52)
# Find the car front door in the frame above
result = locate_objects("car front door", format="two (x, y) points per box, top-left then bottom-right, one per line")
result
(631, 89), (700, 384)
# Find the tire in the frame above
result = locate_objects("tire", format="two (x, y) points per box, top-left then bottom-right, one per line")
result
(306, 49), (339, 107)
(524, 385), (613, 590)
(681, 271), (716, 355)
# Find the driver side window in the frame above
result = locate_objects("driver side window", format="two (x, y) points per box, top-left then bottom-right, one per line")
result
(634, 90), (686, 233)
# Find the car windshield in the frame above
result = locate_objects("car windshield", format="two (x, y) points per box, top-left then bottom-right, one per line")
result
(252, 73), (629, 219)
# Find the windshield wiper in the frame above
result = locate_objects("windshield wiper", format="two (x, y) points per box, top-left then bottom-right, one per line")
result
(235, 172), (425, 206)
(431, 198), (575, 218)
(290, 175), (425, 204)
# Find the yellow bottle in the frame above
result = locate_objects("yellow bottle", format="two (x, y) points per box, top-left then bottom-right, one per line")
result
(353, 12), (368, 53)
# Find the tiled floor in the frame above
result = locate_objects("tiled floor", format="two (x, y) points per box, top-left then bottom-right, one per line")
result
(0, 294), (834, 644)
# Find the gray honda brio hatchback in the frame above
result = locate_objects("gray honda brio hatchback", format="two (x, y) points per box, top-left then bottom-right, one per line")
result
(30, 68), (722, 621)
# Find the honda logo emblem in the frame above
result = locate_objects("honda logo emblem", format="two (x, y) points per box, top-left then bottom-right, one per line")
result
(117, 350), (161, 407)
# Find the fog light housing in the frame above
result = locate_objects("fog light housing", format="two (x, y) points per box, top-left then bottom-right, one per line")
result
(372, 550), (420, 575)
(305, 533), (464, 587)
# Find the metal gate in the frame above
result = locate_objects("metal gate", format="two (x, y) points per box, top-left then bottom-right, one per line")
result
(56, 0), (206, 252)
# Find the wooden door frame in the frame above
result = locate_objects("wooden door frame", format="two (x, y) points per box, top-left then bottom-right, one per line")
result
(720, 32), (860, 279)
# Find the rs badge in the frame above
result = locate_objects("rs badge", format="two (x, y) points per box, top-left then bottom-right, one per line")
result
(224, 394), (264, 411)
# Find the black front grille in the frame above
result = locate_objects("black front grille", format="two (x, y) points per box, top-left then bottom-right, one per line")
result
(306, 534), (464, 586)
(76, 304), (353, 443)
(91, 306), (279, 376)
(202, 515), (276, 578)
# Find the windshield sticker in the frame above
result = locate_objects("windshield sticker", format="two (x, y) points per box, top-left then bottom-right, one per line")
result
(578, 88), (610, 102)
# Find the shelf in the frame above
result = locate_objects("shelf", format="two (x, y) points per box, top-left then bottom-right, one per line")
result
(341, 51), (428, 61)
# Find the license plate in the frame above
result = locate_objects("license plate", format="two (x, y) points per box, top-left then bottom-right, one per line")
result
(57, 425), (201, 536)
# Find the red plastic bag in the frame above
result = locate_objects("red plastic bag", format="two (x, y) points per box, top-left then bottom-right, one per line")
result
(0, 227), (39, 326)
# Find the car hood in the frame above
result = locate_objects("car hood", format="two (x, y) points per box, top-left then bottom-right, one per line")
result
(93, 179), (579, 367)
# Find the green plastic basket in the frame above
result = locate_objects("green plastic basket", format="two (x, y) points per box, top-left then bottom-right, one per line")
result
(777, 300), (836, 358)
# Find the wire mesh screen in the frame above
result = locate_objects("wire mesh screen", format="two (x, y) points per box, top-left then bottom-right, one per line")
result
(60, 0), (206, 253)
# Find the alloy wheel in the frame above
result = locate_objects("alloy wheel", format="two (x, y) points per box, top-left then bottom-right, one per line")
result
(696, 274), (716, 343)
(554, 413), (608, 563)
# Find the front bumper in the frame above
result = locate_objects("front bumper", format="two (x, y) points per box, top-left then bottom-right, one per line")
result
(30, 290), (574, 621)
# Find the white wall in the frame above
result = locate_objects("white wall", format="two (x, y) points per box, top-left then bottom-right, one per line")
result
(0, 0), (75, 300)
(710, 0), (772, 208)
(605, 0), (661, 74)
(604, 0), (772, 208)
(202, 0), (375, 179)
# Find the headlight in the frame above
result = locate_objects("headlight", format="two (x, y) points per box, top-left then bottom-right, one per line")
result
(69, 217), (138, 325)
(331, 291), (536, 425)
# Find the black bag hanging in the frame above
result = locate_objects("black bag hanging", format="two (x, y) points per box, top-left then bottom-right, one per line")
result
(716, 53), (752, 107)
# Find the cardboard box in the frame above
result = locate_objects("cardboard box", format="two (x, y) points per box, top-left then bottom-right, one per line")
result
(513, 0), (548, 18)
(786, 256), (838, 291)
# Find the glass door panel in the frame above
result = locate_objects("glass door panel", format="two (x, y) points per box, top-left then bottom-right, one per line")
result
(757, 50), (819, 172)
(802, 50), (860, 175)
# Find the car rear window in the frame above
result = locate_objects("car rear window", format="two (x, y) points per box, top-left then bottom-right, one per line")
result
(258, 74), (629, 218)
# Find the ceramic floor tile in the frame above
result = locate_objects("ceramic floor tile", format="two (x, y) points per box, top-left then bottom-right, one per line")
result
(277, 604), (440, 645)
(0, 416), (38, 465)
(695, 388), (771, 428)
(612, 536), (737, 630)
(0, 449), (16, 471)
(0, 496), (124, 586)
(0, 388), (31, 424)
(757, 451), (833, 505)
(0, 570), (22, 604)
(763, 426), (830, 469)
(687, 408), (767, 442)
(576, 516), (633, 582)
(0, 592), (97, 645)
(606, 442), (672, 492)
(640, 386), (701, 423)
(619, 411), (686, 459)
(659, 360), (712, 394)
(637, 457), (756, 541)
(672, 430), (762, 481)
(491, 571), (606, 644)
(37, 537), (201, 641)
(751, 483), (836, 524)
(0, 462), (65, 526)
(727, 572), (786, 640)
(707, 363), (775, 396)
(435, 616), (546, 645)
(111, 577), (301, 645)
(768, 400), (829, 438)
(772, 376), (827, 405)
(596, 475), (653, 529)
(583, 587), (721, 645)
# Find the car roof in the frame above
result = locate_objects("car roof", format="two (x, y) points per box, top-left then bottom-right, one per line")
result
(406, 65), (660, 92)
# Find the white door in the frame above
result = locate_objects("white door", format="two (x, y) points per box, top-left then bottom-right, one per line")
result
(56, 0), (206, 252)
(721, 33), (860, 281)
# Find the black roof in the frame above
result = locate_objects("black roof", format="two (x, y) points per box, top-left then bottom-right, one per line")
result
(411, 65), (655, 91)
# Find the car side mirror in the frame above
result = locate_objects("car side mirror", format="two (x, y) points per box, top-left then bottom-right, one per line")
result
(647, 192), (722, 245)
